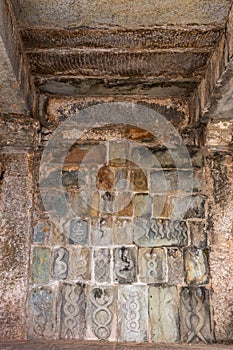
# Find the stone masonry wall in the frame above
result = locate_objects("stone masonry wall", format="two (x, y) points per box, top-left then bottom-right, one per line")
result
(26, 100), (212, 344)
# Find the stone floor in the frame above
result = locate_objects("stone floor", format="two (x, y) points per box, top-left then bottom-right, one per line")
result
(1, 341), (233, 350)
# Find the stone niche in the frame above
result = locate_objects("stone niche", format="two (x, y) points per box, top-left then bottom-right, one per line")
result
(26, 99), (212, 344)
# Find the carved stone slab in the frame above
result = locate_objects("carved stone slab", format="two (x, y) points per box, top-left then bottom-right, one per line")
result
(167, 248), (184, 284)
(28, 287), (55, 339)
(180, 287), (212, 343)
(69, 218), (88, 245)
(68, 246), (90, 281)
(134, 218), (188, 247)
(94, 248), (111, 283)
(138, 248), (167, 284)
(118, 285), (148, 342)
(59, 283), (86, 339)
(91, 217), (114, 246)
(52, 247), (69, 280)
(86, 286), (116, 341)
(149, 286), (180, 343)
(113, 247), (137, 283)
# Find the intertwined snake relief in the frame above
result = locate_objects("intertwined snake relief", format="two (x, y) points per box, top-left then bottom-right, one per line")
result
(61, 284), (83, 339)
(31, 288), (53, 338)
(181, 288), (208, 343)
(125, 292), (141, 335)
(90, 288), (114, 340)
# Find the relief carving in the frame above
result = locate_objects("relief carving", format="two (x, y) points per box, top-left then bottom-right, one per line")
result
(28, 287), (54, 339)
(139, 248), (166, 283)
(90, 287), (114, 340)
(94, 248), (111, 283)
(53, 247), (68, 279)
(114, 247), (137, 283)
(181, 287), (212, 343)
(60, 283), (86, 339)
(118, 285), (148, 342)
(134, 218), (188, 247)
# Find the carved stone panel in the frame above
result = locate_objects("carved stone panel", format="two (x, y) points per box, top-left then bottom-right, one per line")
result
(149, 286), (180, 343)
(52, 247), (69, 280)
(59, 283), (86, 339)
(94, 248), (111, 283)
(114, 218), (133, 245)
(134, 218), (188, 247)
(68, 246), (90, 281)
(28, 287), (55, 339)
(184, 248), (209, 285)
(69, 218), (88, 245)
(91, 217), (114, 246)
(118, 285), (148, 342)
(31, 247), (51, 284)
(167, 248), (184, 284)
(138, 248), (167, 284)
(87, 286), (116, 341)
(113, 247), (137, 283)
(180, 287), (212, 343)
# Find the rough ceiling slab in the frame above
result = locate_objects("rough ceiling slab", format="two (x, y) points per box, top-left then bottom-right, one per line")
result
(11, 0), (233, 28)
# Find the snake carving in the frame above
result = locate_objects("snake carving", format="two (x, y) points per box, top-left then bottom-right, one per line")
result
(90, 288), (114, 340)
(181, 287), (207, 343)
(61, 284), (82, 339)
(53, 247), (68, 279)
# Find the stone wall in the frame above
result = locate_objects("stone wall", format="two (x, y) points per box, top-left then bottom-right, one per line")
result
(24, 100), (213, 344)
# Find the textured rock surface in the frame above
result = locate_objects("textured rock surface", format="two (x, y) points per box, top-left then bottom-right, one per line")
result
(11, 0), (232, 27)
(0, 152), (33, 339)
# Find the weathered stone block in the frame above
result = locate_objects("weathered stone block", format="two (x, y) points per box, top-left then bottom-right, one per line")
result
(116, 192), (133, 217)
(114, 167), (128, 190)
(64, 143), (106, 166)
(114, 247), (137, 283)
(31, 247), (50, 284)
(99, 190), (117, 213)
(138, 248), (166, 284)
(40, 191), (69, 217)
(153, 195), (206, 219)
(114, 218), (133, 245)
(52, 247), (69, 280)
(86, 286), (116, 341)
(62, 169), (83, 188)
(167, 248), (184, 284)
(94, 248), (111, 283)
(109, 140), (129, 166)
(97, 165), (115, 190)
(72, 191), (91, 217)
(118, 285), (148, 342)
(130, 168), (148, 191)
(134, 218), (188, 247)
(33, 221), (50, 244)
(28, 287), (55, 339)
(184, 248), (209, 285)
(133, 194), (152, 217)
(91, 216), (114, 246)
(51, 220), (66, 244)
(68, 246), (90, 281)
(59, 283), (86, 339)
(180, 287), (212, 343)
(189, 221), (207, 248)
(150, 170), (202, 194)
(149, 286), (180, 342)
(69, 218), (88, 245)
